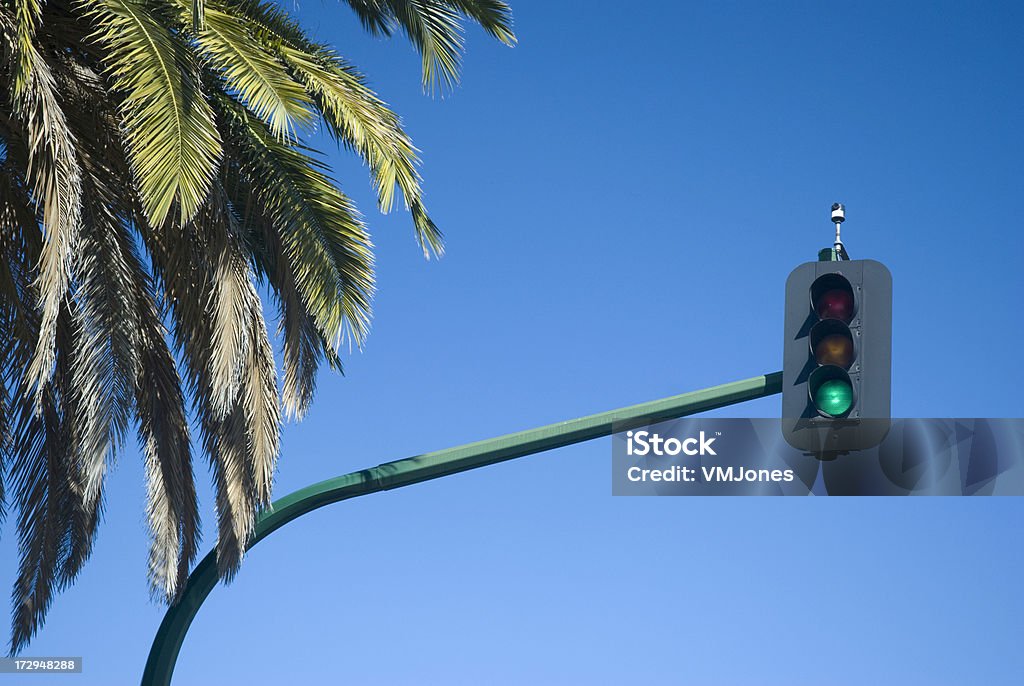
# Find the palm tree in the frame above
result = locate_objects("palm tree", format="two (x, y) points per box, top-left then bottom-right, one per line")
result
(0, 0), (514, 653)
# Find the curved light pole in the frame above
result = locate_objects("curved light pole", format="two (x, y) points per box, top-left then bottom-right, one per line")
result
(141, 372), (782, 685)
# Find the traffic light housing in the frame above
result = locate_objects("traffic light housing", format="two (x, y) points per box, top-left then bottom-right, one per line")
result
(782, 259), (892, 452)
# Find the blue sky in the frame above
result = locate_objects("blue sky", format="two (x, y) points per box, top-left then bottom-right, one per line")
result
(3, 0), (1024, 683)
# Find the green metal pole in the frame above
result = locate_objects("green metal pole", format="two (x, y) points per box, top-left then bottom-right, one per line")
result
(141, 371), (782, 685)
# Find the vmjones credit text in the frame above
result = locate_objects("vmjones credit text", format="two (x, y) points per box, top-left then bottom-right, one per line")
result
(626, 466), (796, 483)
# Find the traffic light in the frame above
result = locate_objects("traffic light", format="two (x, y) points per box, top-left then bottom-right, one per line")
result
(782, 259), (892, 452)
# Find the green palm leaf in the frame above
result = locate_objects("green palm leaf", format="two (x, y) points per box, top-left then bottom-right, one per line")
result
(190, 5), (314, 139)
(341, 0), (515, 92)
(443, 1), (515, 45)
(392, 0), (466, 93)
(221, 0), (446, 254)
(218, 97), (374, 352)
(86, 0), (222, 226)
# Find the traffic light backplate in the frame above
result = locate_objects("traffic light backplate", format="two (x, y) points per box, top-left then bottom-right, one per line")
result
(782, 259), (892, 452)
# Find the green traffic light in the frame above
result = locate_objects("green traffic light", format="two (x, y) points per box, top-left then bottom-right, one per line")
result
(814, 379), (853, 417)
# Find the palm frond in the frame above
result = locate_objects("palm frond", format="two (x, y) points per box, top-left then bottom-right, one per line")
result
(276, 267), (336, 421)
(0, 166), (43, 528)
(441, 0), (515, 45)
(341, 0), (465, 91)
(0, 155), (42, 374)
(278, 295), (325, 421)
(53, 301), (104, 586)
(53, 50), (201, 601)
(133, 273), (201, 601)
(7, 307), (94, 654)
(340, 0), (515, 92)
(207, 226), (256, 417)
(207, 187), (281, 502)
(138, 188), (272, 579)
(240, 293), (279, 503)
(224, 0), (444, 255)
(85, 0), (222, 226)
(66, 179), (131, 512)
(50, 55), (139, 573)
(388, 0), (466, 93)
(189, 4), (314, 139)
(283, 47), (444, 256)
(340, 0), (396, 36)
(8, 387), (69, 655)
(9, 0), (41, 98)
(229, 171), (335, 420)
(207, 399), (254, 578)
(217, 96), (374, 353)
(8, 0), (84, 408)
(280, 50), (415, 213)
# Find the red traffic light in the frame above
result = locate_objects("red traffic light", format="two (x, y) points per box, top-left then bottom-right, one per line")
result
(811, 273), (856, 323)
(816, 289), (854, 322)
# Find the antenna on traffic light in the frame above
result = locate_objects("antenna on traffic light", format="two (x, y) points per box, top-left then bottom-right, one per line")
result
(830, 203), (850, 260)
